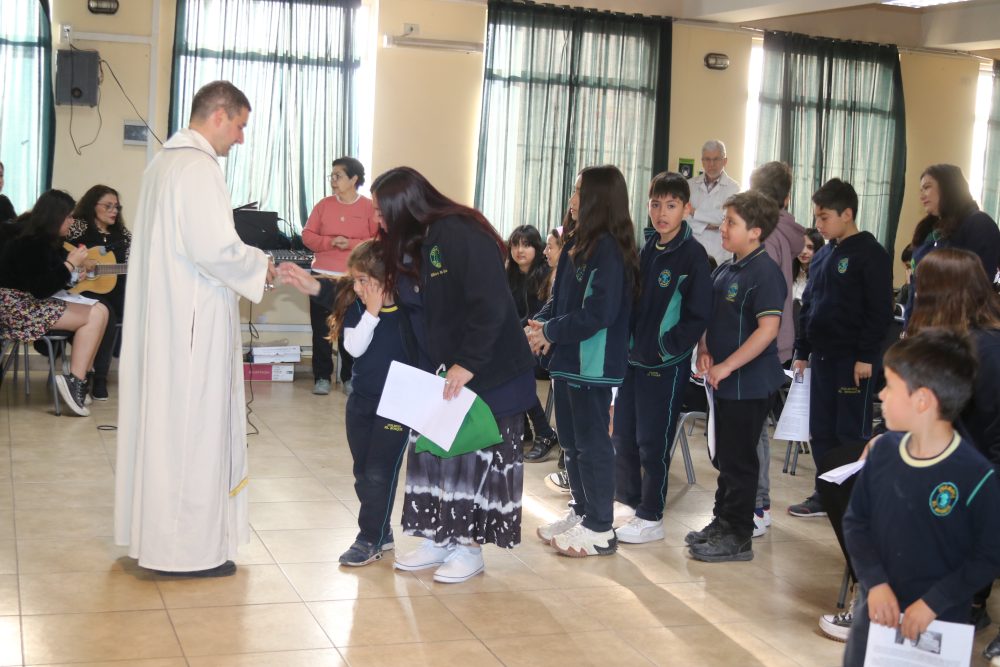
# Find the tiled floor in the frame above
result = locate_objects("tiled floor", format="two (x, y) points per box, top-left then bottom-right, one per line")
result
(0, 371), (996, 666)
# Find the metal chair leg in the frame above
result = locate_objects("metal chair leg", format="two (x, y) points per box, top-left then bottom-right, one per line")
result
(836, 564), (853, 609)
(23, 340), (31, 396)
(543, 380), (554, 424)
(790, 440), (801, 475)
(40, 337), (61, 416)
(783, 440), (793, 473)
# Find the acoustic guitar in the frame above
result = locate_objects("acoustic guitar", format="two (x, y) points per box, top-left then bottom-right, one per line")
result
(64, 242), (128, 295)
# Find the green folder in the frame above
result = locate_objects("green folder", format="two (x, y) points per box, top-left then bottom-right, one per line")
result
(414, 393), (503, 458)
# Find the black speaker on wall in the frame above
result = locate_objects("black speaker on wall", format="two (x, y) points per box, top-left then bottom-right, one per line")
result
(55, 49), (100, 107)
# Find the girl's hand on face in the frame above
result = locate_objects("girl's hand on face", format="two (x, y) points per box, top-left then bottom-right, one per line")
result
(358, 279), (384, 316)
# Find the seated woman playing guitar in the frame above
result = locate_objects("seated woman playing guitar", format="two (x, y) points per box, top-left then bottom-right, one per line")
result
(66, 185), (132, 400)
(0, 190), (109, 416)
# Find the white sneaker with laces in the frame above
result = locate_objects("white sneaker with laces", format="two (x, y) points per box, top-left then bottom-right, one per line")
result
(752, 513), (768, 538)
(551, 523), (618, 557)
(818, 596), (855, 642)
(537, 509), (583, 543)
(393, 539), (453, 571)
(615, 516), (665, 544)
(433, 545), (485, 583)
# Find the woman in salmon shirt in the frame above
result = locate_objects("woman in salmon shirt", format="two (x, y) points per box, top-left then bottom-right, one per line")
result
(302, 157), (378, 395)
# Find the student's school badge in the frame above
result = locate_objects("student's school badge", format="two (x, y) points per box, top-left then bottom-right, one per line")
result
(658, 269), (672, 288)
(929, 481), (959, 517)
(575, 265), (586, 282)
(429, 245), (443, 269)
(837, 257), (849, 274)
(725, 282), (739, 302)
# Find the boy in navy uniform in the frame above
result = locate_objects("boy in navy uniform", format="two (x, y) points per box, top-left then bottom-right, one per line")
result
(842, 330), (1000, 665)
(790, 179), (893, 517)
(613, 172), (713, 543)
(687, 190), (787, 562)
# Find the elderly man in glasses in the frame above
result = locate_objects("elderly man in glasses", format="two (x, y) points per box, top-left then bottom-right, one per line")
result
(688, 140), (741, 266)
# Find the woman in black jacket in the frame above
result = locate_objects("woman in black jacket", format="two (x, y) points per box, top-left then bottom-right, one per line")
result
(0, 190), (109, 416)
(372, 166), (536, 584)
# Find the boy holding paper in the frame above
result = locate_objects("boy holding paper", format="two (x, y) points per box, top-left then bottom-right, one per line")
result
(842, 330), (1000, 665)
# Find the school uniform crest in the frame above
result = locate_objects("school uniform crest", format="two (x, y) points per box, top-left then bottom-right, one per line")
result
(429, 246), (443, 269)
(658, 269), (672, 288)
(929, 481), (959, 517)
(725, 282), (739, 302)
(837, 257), (849, 274)
(575, 264), (586, 282)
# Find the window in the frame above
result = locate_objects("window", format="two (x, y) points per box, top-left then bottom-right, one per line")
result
(976, 60), (1000, 221)
(171, 0), (364, 232)
(968, 62), (994, 208)
(0, 0), (54, 213)
(475, 2), (671, 239)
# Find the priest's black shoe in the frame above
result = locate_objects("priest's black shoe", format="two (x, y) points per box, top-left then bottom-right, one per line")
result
(154, 561), (237, 578)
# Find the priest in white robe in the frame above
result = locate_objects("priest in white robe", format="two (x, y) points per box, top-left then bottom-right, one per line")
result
(114, 81), (275, 575)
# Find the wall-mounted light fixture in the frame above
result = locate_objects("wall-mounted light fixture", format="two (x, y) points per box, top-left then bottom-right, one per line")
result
(704, 53), (730, 70)
(88, 0), (119, 14)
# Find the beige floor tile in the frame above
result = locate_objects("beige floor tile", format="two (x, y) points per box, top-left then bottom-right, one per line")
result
(485, 630), (653, 666)
(10, 439), (107, 461)
(16, 537), (134, 574)
(15, 507), (112, 539)
(0, 511), (12, 541)
(562, 583), (718, 630)
(187, 649), (347, 667)
(309, 596), (473, 647)
(157, 563), (300, 608)
(21, 610), (182, 664)
(235, 531), (277, 566)
(341, 639), (501, 667)
(249, 500), (358, 530)
(410, 551), (555, 595)
(246, 441), (297, 458)
(0, 575), (17, 615)
(29, 661), (187, 667)
(12, 458), (113, 484)
(170, 602), (331, 656)
(248, 477), (335, 502)
(19, 571), (161, 614)
(281, 560), (431, 601)
(617, 623), (801, 666)
(249, 456), (315, 478)
(0, 616), (21, 667)
(256, 528), (360, 563)
(738, 616), (846, 666)
(659, 574), (829, 624)
(13, 481), (114, 509)
(0, 540), (15, 575)
(0, 485), (12, 511)
(437, 589), (603, 639)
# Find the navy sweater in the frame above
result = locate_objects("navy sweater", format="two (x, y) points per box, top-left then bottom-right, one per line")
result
(844, 431), (1000, 621)
(629, 222), (712, 368)
(958, 328), (1000, 473)
(538, 233), (632, 387)
(795, 231), (893, 363)
(342, 301), (408, 402)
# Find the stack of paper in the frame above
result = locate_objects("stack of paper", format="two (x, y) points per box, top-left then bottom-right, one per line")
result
(251, 345), (301, 364)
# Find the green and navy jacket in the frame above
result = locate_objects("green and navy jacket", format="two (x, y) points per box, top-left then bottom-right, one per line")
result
(536, 233), (632, 387)
(629, 222), (712, 369)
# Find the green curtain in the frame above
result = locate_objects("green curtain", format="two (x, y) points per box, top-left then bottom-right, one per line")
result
(982, 60), (1000, 221)
(0, 0), (55, 213)
(756, 31), (906, 251)
(171, 0), (362, 232)
(476, 1), (671, 240)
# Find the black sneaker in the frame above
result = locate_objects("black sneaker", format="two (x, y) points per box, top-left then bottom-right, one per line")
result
(984, 628), (1000, 659)
(788, 493), (827, 517)
(55, 373), (90, 417)
(525, 434), (558, 462)
(91, 375), (109, 401)
(684, 517), (725, 546)
(688, 531), (754, 562)
(339, 540), (391, 567)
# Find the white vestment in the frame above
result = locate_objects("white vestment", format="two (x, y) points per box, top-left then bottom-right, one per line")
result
(114, 128), (269, 571)
(688, 171), (741, 266)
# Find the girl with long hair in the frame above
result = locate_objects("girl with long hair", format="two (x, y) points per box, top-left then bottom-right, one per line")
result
(0, 190), (109, 416)
(66, 184), (132, 400)
(792, 228), (825, 301)
(528, 165), (638, 557)
(372, 166), (536, 584)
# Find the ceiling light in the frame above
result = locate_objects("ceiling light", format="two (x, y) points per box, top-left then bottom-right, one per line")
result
(882, 0), (971, 8)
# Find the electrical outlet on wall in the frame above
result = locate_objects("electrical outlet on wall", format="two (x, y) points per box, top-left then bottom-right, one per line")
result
(60, 24), (73, 44)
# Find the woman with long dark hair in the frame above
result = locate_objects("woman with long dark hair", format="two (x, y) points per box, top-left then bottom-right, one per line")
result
(0, 190), (109, 415)
(906, 164), (1000, 318)
(373, 167), (536, 584)
(66, 185), (132, 400)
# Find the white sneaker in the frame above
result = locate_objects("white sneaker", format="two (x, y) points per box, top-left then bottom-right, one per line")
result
(819, 596), (855, 642)
(551, 523), (618, 557)
(537, 509), (583, 543)
(432, 545), (485, 583)
(763, 508), (772, 526)
(393, 539), (452, 571)
(615, 516), (664, 544)
(752, 513), (768, 538)
(613, 501), (636, 521)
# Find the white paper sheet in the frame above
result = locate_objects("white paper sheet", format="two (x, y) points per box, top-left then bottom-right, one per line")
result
(52, 290), (98, 306)
(774, 369), (811, 442)
(375, 361), (477, 452)
(819, 460), (866, 485)
(865, 618), (973, 667)
(705, 384), (716, 460)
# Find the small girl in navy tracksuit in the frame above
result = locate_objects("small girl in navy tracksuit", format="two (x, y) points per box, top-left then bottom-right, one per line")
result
(329, 240), (410, 566)
(612, 172), (713, 544)
(527, 165), (637, 558)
